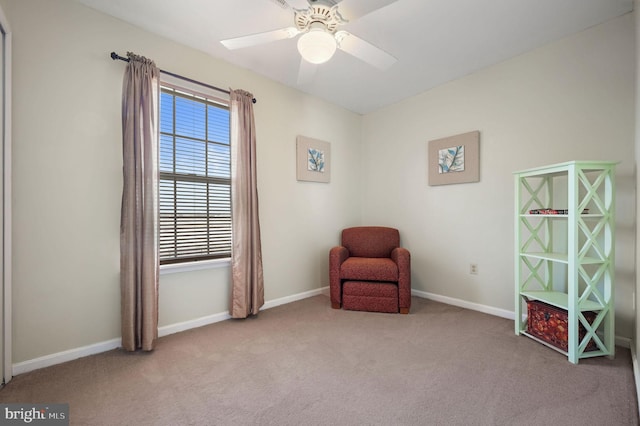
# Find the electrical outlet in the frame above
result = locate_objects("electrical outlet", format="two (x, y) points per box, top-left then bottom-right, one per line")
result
(470, 263), (478, 275)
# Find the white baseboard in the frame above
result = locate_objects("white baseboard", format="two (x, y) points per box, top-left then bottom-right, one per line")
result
(157, 287), (330, 338)
(630, 341), (640, 417)
(616, 335), (633, 350)
(12, 338), (121, 376)
(157, 311), (232, 338)
(412, 289), (515, 320)
(262, 286), (328, 310)
(412, 289), (631, 349)
(12, 286), (330, 376)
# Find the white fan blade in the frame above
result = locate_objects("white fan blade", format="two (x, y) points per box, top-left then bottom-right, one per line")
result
(283, 0), (310, 10)
(336, 0), (399, 21)
(221, 27), (300, 50)
(267, 0), (309, 10)
(335, 31), (397, 70)
(297, 58), (318, 85)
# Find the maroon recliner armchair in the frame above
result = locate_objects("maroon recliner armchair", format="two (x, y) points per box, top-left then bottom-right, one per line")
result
(330, 226), (411, 314)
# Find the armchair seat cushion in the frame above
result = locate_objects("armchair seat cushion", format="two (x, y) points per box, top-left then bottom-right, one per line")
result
(340, 258), (398, 282)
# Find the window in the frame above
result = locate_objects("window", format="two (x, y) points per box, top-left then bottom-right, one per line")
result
(159, 85), (231, 265)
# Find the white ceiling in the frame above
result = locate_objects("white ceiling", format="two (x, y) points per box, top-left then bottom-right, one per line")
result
(76, 0), (633, 114)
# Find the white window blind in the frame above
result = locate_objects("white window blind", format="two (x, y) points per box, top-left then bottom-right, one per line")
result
(159, 85), (231, 264)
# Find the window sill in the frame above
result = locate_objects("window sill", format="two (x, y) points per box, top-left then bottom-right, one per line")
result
(160, 258), (231, 275)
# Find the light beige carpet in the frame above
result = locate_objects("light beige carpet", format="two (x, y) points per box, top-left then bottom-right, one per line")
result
(0, 295), (637, 425)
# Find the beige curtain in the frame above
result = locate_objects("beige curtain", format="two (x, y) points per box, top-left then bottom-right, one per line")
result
(230, 89), (264, 318)
(120, 52), (159, 351)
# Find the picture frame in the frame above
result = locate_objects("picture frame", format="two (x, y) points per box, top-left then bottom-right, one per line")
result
(428, 130), (480, 186)
(296, 135), (331, 183)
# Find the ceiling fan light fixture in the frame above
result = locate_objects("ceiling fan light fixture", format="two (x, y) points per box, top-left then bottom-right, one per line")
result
(297, 24), (336, 64)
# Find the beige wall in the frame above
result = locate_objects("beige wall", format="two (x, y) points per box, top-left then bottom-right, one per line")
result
(362, 13), (636, 337)
(1, 0), (636, 366)
(2, 0), (362, 363)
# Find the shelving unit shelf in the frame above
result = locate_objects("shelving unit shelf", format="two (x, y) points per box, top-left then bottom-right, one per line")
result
(514, 161), (616, 364)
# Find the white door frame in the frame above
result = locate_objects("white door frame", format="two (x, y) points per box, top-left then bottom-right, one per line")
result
(0, 4), (12, 385)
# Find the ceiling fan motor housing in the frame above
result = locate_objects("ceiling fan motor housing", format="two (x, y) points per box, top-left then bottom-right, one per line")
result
(294, 2), (345, 34)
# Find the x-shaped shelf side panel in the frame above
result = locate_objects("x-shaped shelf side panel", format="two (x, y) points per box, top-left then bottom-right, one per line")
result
(577, 263), (609, 308)
(520, 216), (549, 254)
(520, 257), (549, 291)
(577, 217), (608, 261)
(577, 169), (609, 214)
(520, 177), (549, 213)
(578, 309), (608, 354)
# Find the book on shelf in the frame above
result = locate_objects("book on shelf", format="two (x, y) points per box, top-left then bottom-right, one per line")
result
(528, 208), (590, 215)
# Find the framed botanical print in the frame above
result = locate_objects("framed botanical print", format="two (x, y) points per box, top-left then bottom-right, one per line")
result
(296, 135), (331, 183)
(428, 131), (480, 186)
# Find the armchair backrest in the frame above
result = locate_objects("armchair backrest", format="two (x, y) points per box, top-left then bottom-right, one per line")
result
(341, 226), (400, 258)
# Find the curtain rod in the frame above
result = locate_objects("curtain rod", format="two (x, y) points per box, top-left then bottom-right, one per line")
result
(110, 52), (256, 104)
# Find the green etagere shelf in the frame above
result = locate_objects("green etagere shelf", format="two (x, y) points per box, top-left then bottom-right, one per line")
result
(514, 161), (616, 364)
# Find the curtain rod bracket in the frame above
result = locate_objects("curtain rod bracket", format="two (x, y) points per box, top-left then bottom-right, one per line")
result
(110, 51), (129, 62)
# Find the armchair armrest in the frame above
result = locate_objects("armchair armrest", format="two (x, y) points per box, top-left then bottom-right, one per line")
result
(329, 246), (349, 308)
(392, 247), (411, 313)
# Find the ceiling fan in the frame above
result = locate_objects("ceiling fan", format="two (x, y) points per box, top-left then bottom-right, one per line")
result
(220, 0), (399, 84)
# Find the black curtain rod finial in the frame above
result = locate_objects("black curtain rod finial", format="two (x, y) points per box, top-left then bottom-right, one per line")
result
(110, 51), (256, 104)
(110, 51), (129, 62)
